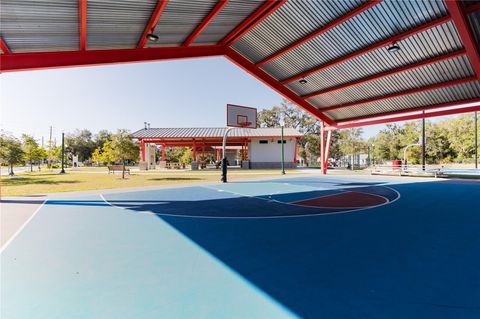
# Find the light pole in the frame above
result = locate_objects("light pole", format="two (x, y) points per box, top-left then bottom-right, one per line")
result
(280, 119), (285, 175)
(60, 132), (65, 174)
(372, 143), (375, 167)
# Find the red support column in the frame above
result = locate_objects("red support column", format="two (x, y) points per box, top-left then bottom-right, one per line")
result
(161, 144), (166, 160)
(192, 139), (197, 161)
(320, 122), (325, 174)
(445, 1), (480, 79)
(202, 144), (205, 161)
(141, 140), (146, 161)
(324, 130), (332, 174)
(79, 0), (87, 50)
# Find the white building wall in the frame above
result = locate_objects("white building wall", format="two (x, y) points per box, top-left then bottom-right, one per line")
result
(249, 137), (297, 167)
(145, 144), (156, 170)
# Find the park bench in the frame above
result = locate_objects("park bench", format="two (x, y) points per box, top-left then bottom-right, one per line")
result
(107, 165), (130, 175)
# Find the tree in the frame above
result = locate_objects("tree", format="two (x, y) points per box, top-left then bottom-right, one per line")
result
(65, 129), (95, 162)
(374, 124), (405, 161)
(338, 128), (364, 169)
(102, 129), (139, 179)
(91, 140), (116, 165)
(0, 134), (25, 176)
(444, 114), (475, 162)
(179, 148), (193, 167)
(94, 130), (112, 149)
(22, 134), (46, 172)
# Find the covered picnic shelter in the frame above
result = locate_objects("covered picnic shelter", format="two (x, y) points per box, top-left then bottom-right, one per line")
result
(132, 127), (302, 169)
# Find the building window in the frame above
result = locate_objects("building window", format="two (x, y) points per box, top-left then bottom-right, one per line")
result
(277, 140), (286, 144)
(259, 140), (268, 144)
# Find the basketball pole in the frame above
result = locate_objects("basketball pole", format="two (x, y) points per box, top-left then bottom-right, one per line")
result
(221, 127), (234, 183)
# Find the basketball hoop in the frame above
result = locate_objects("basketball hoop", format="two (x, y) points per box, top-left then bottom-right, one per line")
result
(238, 121), (252, 128)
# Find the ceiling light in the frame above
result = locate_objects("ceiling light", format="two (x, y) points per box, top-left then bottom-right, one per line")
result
(387, 44), (401, 53)
(147, 34), (159, 42)
(299, 79), (308, 84)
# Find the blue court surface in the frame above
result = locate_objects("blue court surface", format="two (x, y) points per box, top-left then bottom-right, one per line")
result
(2, 175), (479, 319)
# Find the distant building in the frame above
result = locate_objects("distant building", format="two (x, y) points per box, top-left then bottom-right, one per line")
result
(132, 127), (302, 169)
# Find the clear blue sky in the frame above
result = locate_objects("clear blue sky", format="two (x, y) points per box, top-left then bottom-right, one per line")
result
(2, 56), (388, 143)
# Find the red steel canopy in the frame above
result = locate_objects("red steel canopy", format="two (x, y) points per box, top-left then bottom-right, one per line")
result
(1, 0), (479, 128)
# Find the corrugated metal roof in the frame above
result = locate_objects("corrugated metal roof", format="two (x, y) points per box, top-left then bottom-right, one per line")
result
(132, 127), (302, 139)
(231, 0), (367, 63)
(1, 0), (478, 124)
(87, 0), (157, 50)
(233, 0), (448, 78)
(0, 0), (79, 53)
(285, 21), (463, 96)
(326, 80), (480, 121)
(308, 54), (475, 108)
(147, 0), (217, 47)
(192, 0), (264, 45)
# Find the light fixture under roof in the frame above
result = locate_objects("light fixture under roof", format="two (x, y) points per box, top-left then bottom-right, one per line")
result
(147, 33), (159, 42)
(387, 43), (401, 53)
(299, 79), (308, 84)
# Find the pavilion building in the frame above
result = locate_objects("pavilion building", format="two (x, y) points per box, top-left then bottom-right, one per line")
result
(132, 127), (302, 170)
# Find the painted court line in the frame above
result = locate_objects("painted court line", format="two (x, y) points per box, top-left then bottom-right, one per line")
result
(1, 199), (47, 254)
(99, 183), (402, 219)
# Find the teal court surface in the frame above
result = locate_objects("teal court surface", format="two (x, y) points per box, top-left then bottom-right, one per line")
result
(1, 175), (479, 319)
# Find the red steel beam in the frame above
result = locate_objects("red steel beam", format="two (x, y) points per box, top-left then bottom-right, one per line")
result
(220, 0), (286, 46)
(79, 0), (87, 50)
(183, 0), (228, 46)
(281, 15), (452, 84)
(320, 76), (477, 113)
(0, 45), (225, 72)
(137, 0), (169, 49)
(302, 49), (467, 99)
(332, 104), (480, 129)
(257, 0), (381, 66)
(0, 37), (11, 54)
(445, 1), (480, 79)
(225, 47), (336, 125)
(336, 98), (480, 124)
(464, 2), (480, 14)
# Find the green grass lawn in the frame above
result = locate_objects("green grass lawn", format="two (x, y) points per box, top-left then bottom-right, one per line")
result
(1, 169), (303, 196)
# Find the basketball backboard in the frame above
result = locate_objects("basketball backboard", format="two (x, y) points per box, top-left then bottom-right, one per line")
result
(226, 104), (257, 128)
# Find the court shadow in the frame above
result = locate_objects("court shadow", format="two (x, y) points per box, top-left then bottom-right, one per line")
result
(124, 181), (480, 318)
